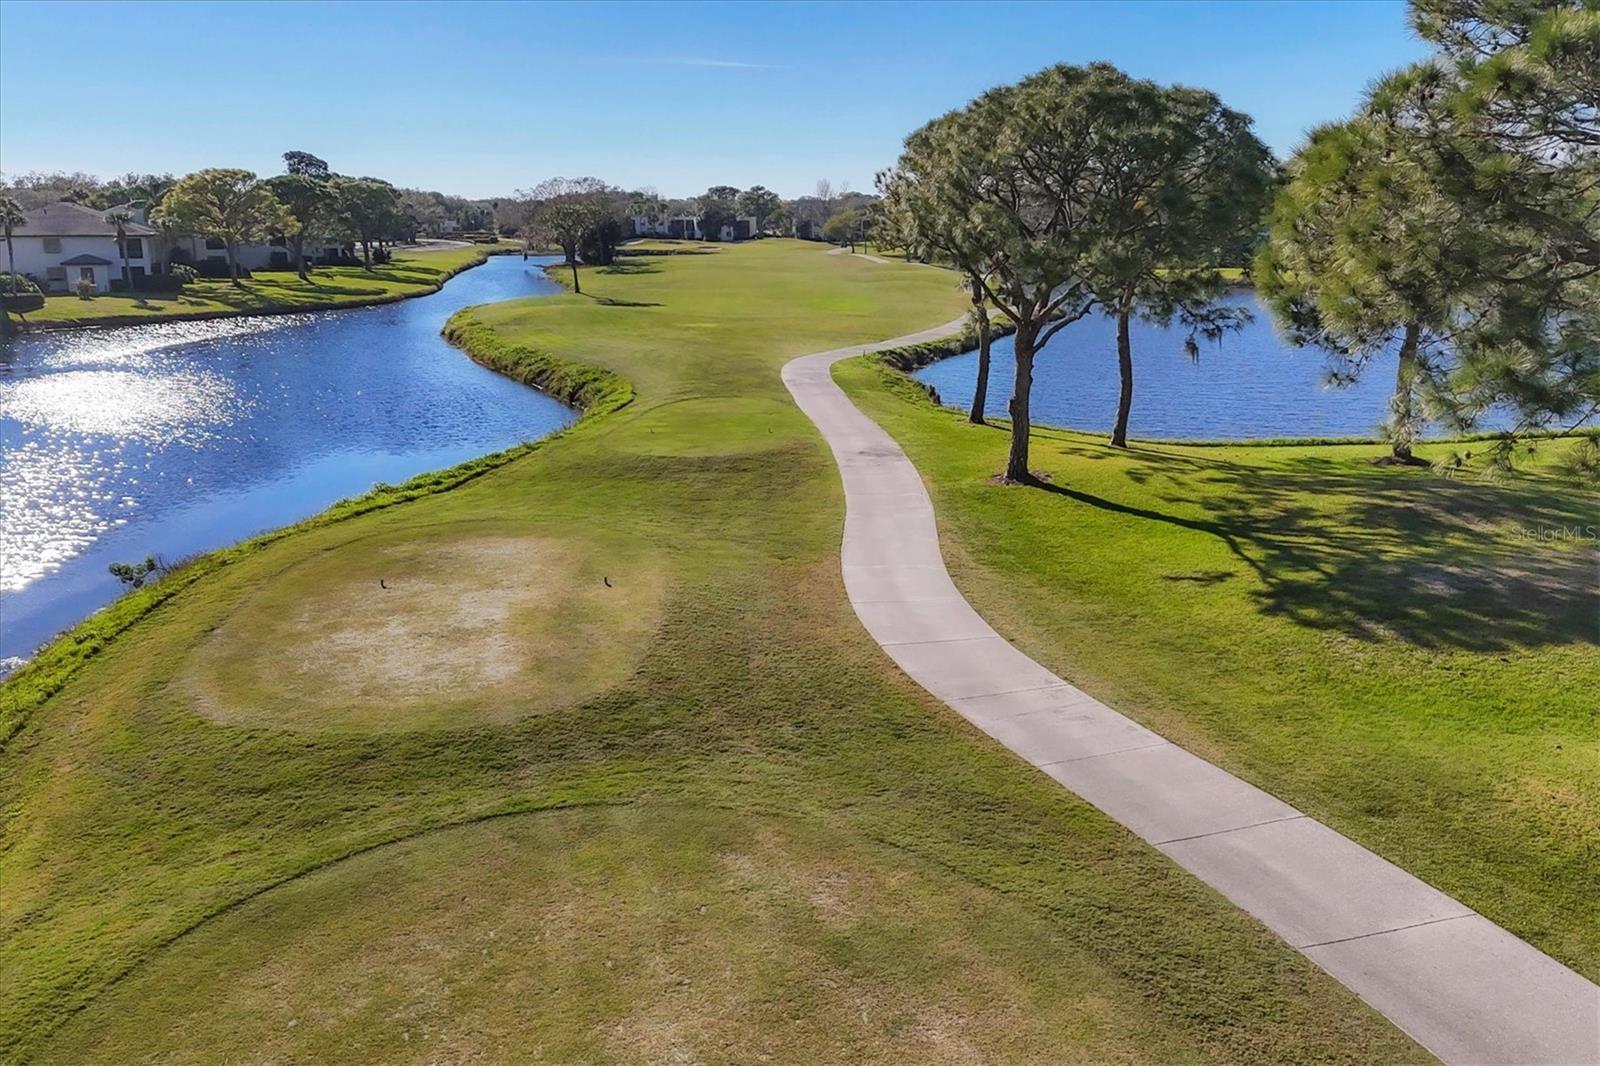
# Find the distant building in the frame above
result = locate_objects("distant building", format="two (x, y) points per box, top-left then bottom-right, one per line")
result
(631, 215), (761, 242)
(9, 202), (158, 293)
(163, 233), (352, 271)
(108, 201), (353, 272)
(794, 219), (825, 241)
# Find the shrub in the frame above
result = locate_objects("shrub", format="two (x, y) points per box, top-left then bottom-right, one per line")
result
(132, 266), (194, 293)
(0, 273), (44, 313)
(108, 556), (162, 589)
(372, 247), (392, 265)
(194, 259), (249, 279)
(75, 277), (96, 300)
(579, 217), (624, 265)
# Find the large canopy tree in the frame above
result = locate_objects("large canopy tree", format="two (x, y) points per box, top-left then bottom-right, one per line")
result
(697, 185), (740, 241)
(524, 177), (612, 292)
(627, 190), (668, 231)
(1263, 0), (1598, 463)
(1413, 0), (1600, 444)
(1256, 92), (1483, 463)
(282, 150), (331, 179)
(266, 171), (335, 279)
(895, 70), (1102, 480)
(898, 64), (1269, 480)
(821, 208), (862, 252)
(331, 177), (403, 269)
(1065, 75), (1275, 447)
(154, 168), (292, 285)
(881, 164), (998, 425)
(736, 185), (782, 234)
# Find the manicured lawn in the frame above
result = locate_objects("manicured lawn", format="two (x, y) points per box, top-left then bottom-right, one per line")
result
(0, 240), (1421, 1061)
(840, 356), (1600, 980)
(17, 244), (490, 328)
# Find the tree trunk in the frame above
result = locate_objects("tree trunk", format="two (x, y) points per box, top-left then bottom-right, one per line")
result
(228, 243), (242, 287)
(1390, 320), (1422, 462)
(1111, 307), (1134, 447)
(293, 235), (308, 280)
(5, 235), (14, 274)
(361, 239), (372, 269)
(569, 258), (581, 294)
(968, 274), (990, 425)
(1004, 324), (1037, 482)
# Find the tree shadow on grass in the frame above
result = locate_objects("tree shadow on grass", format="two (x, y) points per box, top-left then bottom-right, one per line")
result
(271, 282), (387, 298)
(359, 266), (438, 285)
(598, 260), (663, 276)
(1026, 443), (1597, 652)
(580, 291), (661, 308)
(618, 245), (716, 257)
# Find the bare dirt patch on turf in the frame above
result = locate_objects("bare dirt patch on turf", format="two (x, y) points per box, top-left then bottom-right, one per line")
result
(181, 534), (664, 732)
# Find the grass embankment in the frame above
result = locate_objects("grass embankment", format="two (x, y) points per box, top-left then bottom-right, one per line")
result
(0, 239), (1422, 1062)
(16, 244), (491, 330)
(841, 354), (1600, 980)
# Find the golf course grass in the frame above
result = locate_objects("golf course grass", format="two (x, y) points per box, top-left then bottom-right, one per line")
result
(0, 240), (1425, 1061)
(17, 243), (492, 329)
(840, 356), (1600, 981)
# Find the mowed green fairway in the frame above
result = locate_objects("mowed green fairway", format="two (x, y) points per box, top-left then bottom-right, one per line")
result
(0, 240), (1422, 1063)
(20, 243), (491, 328)
(840, 358), (1600, 980)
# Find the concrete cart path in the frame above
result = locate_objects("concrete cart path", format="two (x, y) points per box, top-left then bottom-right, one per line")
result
(781, 322), (1600, 1066)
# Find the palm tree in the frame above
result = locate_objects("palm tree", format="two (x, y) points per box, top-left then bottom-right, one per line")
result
(0, 196), (29, 335)
(106, 209), (133, 291)
(0, 196), (24, 276)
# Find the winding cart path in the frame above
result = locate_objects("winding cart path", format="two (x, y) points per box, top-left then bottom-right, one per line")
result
(782, 323), (1600, 1066)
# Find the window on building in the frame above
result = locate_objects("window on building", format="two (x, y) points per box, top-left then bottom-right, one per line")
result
(122, 237), (144, 258)
(205, 238), (225, 250)
(130, 266), (147, 282)
(45, 266), (66, 282)
(78, 267), (95, 283)
(43, 237), (62, 253)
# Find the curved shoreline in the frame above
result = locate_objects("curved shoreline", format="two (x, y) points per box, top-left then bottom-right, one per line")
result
(0, 277), (610, 744)
(782, 331), (1600, 1066)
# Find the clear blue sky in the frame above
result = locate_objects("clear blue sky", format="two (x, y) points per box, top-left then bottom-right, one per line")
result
(0, 0), (1430, 200)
